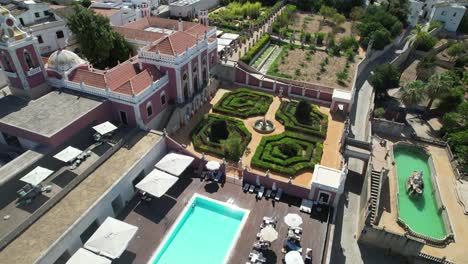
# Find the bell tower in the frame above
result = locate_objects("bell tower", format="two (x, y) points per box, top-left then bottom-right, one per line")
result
(0, 7), (48, 99)
(198, 10), (208, 26)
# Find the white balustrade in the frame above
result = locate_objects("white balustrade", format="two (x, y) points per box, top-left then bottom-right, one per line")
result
(26, 66), (42, 76)
(1, 70), (17, 78)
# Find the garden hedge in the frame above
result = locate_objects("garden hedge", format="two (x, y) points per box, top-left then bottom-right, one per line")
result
(191, 114), (251, 160)
(251, 132), (323, 175)
(213, 88), (273, 118)
(241, 34), (271, 64)
(275, 101), (328, 138)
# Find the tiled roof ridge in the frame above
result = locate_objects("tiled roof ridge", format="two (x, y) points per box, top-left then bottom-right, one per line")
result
(167, 34), (176, 55)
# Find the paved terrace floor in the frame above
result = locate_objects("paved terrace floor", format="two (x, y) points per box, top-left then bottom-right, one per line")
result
(374, 135), (468, 264)
(120, 176), (330, 264)
(171, 87), (344, 187)
(0, 131), (162, 264)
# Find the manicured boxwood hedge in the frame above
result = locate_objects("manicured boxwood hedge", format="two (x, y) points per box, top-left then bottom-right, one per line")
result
(251, 132), (323, 175)
(275, 101), (328, 138)
(191, 114), (251, 160)
(213, 88), (273, 118)
(240, 34), (271, 64)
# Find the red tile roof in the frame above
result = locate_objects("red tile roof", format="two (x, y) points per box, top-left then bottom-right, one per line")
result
(68, 60), (162, 96)
(149, 32), (199, 56)
(69, 69), (106, 89)
(113, 27), (166, 43)
(90, 7), (119, 17)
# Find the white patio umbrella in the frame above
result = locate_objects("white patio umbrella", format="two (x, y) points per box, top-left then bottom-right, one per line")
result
(259, 225), (278, 242)
(66, 248), (111, 264)
(93, 121), (117, 135)
(84, 217), (138, 259)
(284, 213), (303, 228)
(20, 166), (54, 186)
(155, 153), (195, 176)
(285, 250), (304, 264)
(206, 160), (220, 171)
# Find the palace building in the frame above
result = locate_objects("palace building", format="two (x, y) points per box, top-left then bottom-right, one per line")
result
(0, 7), (217, 149)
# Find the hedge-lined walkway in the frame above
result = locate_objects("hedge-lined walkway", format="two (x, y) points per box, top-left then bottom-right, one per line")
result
(171, 87), (344, 187)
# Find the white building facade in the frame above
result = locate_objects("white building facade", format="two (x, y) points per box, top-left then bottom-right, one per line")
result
(430, 3), (466, 31)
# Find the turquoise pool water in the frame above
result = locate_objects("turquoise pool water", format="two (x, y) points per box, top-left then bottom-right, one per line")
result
(394, 145), (447, 240)
(151, 195), (247, 264)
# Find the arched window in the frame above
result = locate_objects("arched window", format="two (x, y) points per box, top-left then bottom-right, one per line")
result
(24, 50), (35, 69)
(146, 102), (153, 117)
(161, 93), (166, 105)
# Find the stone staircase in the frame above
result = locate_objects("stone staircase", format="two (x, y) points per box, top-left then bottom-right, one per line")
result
(369, 170), (383, 224)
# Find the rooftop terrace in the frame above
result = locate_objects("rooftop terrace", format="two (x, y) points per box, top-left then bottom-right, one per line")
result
(119, 176), (331, 264)
(0, 131), (163, 263)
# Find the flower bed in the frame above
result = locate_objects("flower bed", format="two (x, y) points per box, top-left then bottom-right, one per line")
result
(251, 132), (323, 175)
(213, 88), (273, 118)
(276, 100), (328, 138)
(191, 114), (251, 160)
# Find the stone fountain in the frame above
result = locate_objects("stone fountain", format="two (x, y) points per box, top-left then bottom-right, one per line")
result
(253, 116), (275, 134)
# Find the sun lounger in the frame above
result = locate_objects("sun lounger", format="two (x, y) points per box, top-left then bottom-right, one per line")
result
(274, 189), (283, 201)
(300, 199), (313, 214)
(257, 186), (265, 199)
(243, 183), (250, 192)
(265, 189), (272, 199)
(214, 170), (223, 182)
(249, 184), (256, 193)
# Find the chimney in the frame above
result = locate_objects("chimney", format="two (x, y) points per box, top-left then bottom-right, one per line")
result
(178, 17), (183, 32)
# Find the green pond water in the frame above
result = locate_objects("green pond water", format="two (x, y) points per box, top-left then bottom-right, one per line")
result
(394, 145), (447, 240)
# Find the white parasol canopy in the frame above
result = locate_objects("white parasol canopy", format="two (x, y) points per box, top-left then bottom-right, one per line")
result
(54, 146), (82, 163)
(84, 217), (138, 259)
(20, 166), (54, 186)
(284, 213), (303, 228)
(259, 225), (278, 242)
(93, 121), (117, 135)
(136, 169), (179, 198)
(66, 248), (111, 264)
(285, 250), (304, 264)
(206, 160), (220, 171)
(155, 153), (195, 176)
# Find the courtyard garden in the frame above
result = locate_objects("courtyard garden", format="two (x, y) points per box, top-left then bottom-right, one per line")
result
(213, 88), (273, 118)
(209, 1), (282, 32)
(276, 100), (328, 138)
(191, 114), (251, 161)
(251, 132), (323, 175)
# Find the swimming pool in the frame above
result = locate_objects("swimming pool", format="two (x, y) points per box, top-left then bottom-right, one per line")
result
(149, 194), (249, 264)
(393, 144), (447, 240)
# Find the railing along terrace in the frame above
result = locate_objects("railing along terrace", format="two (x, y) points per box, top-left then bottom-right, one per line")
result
(26, 66), (42, 76)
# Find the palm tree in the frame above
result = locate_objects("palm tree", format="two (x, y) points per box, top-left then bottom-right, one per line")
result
(405, 24), (429, 47)
(424, 73), (453, 112)
(401, 80), (425, 109)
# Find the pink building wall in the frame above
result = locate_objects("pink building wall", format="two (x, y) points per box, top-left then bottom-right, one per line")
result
(111, 101), (137, 127)
(158, 66), (178, 101)
(138, 83), (170, 124)
(26, 71), (46, 88)
(15, 44), (40, 72)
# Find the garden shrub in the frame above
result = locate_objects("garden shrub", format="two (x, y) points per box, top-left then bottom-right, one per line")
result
(213, 88), (273, 118)
(241, 34), (270, 64)
(413, 33), (437, 51)
(251, 132), (324, 175)
(276, 100), (328, 138)
(295, 100), (312, 122)
(191, 114), (251, 160)
(374, 107), (385, 118)
(315, 32), (325, 45)
(210, 120), (229, 142)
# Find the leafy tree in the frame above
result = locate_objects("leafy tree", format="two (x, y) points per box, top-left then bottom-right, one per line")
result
(295, 100), (312, 123)
(224, 137), (242, 160)
(340, 36), (359, 51)
(424, 72), (455, 112)
(67, 5), (131, 69)
(416, 55), (436, 81)
(401, 80), (425, 108)
(319, 5), (337, 23)
(371, 28), (392, 50)
(384, 0), (410, 25)
(81, 0), (91, 8)
(369, 63), (400, 94)
(315, 32), (326, 45)
(332, 13), (346, 30)
(447, 42), (465, 61)
(350, 6), (365, 21)
(438, 86), (464, 113)
(374, 107), (385, 118)
(407, 24), (437, 51)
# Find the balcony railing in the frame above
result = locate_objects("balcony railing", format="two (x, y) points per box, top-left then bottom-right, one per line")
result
(1, 70), (17, 78)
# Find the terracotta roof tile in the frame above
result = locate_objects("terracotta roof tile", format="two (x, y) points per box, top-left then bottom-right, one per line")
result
(113, 27), (166, 42)
(149, 32), (198, 56)
(69, 69), (106, 89)
(90, 7), (119, 17)
(105, 61), (138, 90)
